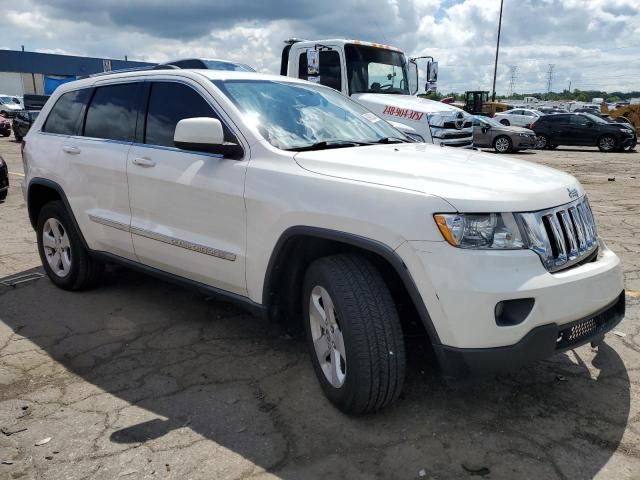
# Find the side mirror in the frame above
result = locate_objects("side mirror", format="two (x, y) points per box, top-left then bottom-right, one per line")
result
(408, 60), (418, 95)
(481, 126), (490, 134)
(174, 117), (243, 159)
(426, 61), (438, 82)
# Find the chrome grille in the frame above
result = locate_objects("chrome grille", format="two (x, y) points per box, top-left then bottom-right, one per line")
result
(517, 196), (598, 272)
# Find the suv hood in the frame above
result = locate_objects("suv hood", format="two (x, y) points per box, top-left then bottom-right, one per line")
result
(294, 143), (582, 212)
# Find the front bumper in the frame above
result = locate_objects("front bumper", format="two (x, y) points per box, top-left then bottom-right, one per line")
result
(396, 238), (625, 373)
(513, 135), (537, 149)
(434, 291), (625, 377)
(621, 135), (637, 149)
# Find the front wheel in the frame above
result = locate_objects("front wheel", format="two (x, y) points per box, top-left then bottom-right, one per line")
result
(598, 135), (616, 152)
(303, 254), (406, 414)
(493, 135), (512, 153)
(1, 131), (9, 137)
(36, 201), (103, 290)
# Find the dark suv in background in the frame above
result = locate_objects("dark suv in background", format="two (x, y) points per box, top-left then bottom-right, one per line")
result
(532, 113), (637, 152)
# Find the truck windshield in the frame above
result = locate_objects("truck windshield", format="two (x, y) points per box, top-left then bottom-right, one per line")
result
(216, 79), (405, 151)
(345, 44), (410, 95)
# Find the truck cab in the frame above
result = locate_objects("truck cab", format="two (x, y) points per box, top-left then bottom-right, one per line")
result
(281, 39), (474, 147)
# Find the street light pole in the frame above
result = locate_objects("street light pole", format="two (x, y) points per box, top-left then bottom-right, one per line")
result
(491, 0), (504, 102)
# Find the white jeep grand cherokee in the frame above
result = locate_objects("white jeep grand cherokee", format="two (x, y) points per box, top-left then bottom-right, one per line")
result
(22, 69), (625, 414)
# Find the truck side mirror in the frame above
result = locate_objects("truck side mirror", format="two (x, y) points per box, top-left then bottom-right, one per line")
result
(306, 48), (320, 83)
(427, 61), (438, 82)
(408, 60), (419, 95)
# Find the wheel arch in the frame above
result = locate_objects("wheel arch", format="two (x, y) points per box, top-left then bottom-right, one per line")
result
(27, 178), (89, 249)
(262, 226), (441, 345)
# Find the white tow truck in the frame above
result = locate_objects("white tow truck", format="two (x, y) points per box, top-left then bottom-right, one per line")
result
(281, 38), (474, 147)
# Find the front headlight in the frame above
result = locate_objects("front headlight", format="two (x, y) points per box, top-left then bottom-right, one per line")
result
(518, 133), (530, 137)
(434, 213), (525, 249)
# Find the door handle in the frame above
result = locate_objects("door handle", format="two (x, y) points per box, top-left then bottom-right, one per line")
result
(132, 157), (156, 168)
(62, 145), (80, 155)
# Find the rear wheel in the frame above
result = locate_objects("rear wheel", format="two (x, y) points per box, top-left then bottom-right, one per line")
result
(598, 135), (616, 152)
(36, 201), (103, 290)
(303, 254), (406, 414)
(535, 134), (549, 149)
(499, 119), (510, 126)
(493, 135), (512, 153)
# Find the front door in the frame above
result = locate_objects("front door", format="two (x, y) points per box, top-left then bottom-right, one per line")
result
(568, 114), (598, 145)
(126, 80), (248, 295)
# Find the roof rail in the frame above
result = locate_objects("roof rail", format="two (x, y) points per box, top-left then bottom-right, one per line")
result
(88, 65), (161, 78)
(284, 38), (307, 45)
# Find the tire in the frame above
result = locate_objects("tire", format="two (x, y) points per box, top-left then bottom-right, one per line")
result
(36, 201), (103, 290)
(0, 189), (6, 202)
(493, 135), (512, 153)
(302, 254), (406, 414)
(499, 119), (510, 126)
(14, 133), (22, 142)
(535, 134), (549, 149)
(1, 132), (9, 137)
(547, 144), (559, 150)
(597, 134), (616, 152)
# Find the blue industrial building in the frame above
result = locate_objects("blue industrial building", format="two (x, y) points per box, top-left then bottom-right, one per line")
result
(0, 50), (155, 96)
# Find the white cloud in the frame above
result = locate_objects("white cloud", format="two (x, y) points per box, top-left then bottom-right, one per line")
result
(3, 0), (639, 94)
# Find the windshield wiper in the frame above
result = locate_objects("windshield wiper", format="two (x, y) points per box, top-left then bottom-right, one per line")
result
(372, 137), (409, 144)
(287, 140), (372, 152)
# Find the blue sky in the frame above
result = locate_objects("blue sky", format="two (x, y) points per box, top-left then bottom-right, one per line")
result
(3, 0), (639, 94)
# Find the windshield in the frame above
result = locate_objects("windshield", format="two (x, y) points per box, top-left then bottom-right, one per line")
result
(203, 60), (255, 72)
(582, 112), (609, 125)
(0, 96), (12, 105)
(344, 44), (410, 95)
(216, 79), (405, 150)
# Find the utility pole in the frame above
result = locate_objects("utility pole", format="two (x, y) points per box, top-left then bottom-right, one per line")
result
(508, 65), (518, 97)
(491, 0), (504, 102)
(546, 64), (555, 96)
(568, 80), (571, 93)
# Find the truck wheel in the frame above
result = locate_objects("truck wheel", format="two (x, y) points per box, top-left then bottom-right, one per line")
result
(493, 135), (512, 153)
(36, 201), (103, 290)
(597, 135), (616, 152)
(302, 254), (406, 414)
(499, 119), (510, 126)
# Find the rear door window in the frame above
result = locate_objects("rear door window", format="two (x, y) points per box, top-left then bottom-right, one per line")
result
(144, 82), (231, 148)
(43, 89), (92, 135)
(83, 83), (142, 142)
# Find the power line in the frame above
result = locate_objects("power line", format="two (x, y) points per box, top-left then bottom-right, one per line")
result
(508, 65), (518, 96)
(546, 64), (555, 93)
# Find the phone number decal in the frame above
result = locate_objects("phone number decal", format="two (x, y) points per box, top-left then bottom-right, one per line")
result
(382, 106), (425, 121)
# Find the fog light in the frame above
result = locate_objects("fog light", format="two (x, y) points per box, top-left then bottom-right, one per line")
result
(495, 298), (535, 326)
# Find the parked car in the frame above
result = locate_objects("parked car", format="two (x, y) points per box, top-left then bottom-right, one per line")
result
(531, 112), (637, 152)
(0, 94), (23, 118)
(160, 58), (255, 71)
(494, 108), (543, 127)
(0, 155), (8, 201)
(23, 69), (625, 413)
(536, 107), (566, 115)
(473, 116), (537, 153)
(12, 110), (39, 141)
(0, 114), (11, 137)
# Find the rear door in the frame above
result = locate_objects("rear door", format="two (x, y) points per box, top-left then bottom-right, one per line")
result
(45, 83), (141, 259)
(126, 80), (248, 295)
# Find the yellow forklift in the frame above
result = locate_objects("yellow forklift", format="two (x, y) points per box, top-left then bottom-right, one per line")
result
(464, 91), (510, 117)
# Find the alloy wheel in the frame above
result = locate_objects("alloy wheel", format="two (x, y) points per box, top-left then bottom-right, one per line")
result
(42, 218), (72, 277)
(308, 286), (347, 388)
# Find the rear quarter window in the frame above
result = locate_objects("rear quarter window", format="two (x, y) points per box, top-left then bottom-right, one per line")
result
(42, 89), (92, 135)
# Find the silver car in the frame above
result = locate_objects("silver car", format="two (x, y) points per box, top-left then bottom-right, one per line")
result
(473, 116), (538, 153)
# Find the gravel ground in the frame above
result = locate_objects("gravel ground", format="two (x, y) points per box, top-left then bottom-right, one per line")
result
(0, 135), (639, 480)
